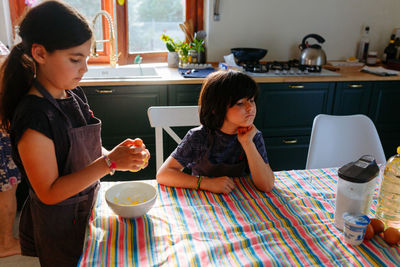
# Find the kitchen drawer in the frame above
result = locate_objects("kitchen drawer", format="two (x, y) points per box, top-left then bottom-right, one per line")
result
(333, 82), (373, 115)
(168, 84), (202, 105)
(83, 85), (167, 149)
(256, 82), (335, 137)
(264, 136), (310, 171)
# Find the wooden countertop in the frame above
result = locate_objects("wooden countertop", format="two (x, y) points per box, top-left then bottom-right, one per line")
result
(79, 63), (400, 87)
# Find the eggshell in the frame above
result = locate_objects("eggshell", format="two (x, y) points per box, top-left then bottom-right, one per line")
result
(370, 218), (385, 234)
(383, 227), (400, 246)
(364, 223), (375, 240)
(132, 138), (143, 147)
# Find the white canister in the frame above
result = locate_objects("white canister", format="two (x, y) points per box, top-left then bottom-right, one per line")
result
(334, 155), (379, 230)
(167, 51), (179, 68)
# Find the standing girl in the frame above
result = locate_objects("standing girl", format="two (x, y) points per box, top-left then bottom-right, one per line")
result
(157, 70), (274, 193)
(0, 1), (149, 266)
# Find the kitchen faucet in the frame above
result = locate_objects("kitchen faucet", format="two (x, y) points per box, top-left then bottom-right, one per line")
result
(91, 10), (118, 67)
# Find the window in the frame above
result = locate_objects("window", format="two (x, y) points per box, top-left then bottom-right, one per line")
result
(8, 0), (203, 65)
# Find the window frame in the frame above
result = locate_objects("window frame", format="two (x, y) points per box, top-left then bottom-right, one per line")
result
(9, 0), (204, 65)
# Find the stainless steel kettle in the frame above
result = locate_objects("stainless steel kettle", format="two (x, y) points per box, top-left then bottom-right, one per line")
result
(299, 34), (326, 66)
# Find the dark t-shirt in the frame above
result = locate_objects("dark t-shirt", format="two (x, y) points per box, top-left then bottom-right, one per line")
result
(171, 125), (269, 175)
(10, 87), (98, 180)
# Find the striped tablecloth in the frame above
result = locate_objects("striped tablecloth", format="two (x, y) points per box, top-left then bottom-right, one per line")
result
(78, 169), (400, 266)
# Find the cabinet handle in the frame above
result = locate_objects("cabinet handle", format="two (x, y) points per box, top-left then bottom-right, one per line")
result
(282, 138), (298, 144)
(95, 89), (114, 94)
(289, 85), (304, 89)
(348, 84), (363, 88)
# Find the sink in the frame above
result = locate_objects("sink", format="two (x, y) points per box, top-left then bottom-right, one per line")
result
(83, 65), (161, 80)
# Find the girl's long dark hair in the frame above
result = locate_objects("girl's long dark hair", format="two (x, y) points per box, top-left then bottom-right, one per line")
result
(0, 0), (92, 131)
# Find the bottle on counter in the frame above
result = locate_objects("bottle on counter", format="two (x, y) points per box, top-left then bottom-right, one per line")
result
(383, 35), (397, 64)
(357, 26), (370, 62)
(366, 51), (378, 66)
(395, 37), (400, 59)
(375, 146), (400, 229)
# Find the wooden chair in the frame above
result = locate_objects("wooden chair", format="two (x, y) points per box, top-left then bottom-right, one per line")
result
(306, 114), (386, 169)
(147, 106), (200, 171)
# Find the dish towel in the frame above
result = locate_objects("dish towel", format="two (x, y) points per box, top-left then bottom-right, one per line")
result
(361, 66), (399, 76)
(178, 67), (215, 78)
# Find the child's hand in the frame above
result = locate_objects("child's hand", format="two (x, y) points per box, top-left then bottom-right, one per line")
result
(237, 124), (257, 146)
(128, 138), (150, 172)
(108, 138), (150, 172)
(201, 176), (235, 194)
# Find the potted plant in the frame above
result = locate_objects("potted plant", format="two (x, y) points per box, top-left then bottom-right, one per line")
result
(160, 34), (180, 68)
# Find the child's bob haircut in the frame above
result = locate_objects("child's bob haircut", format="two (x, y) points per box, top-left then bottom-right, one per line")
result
(198, 70), (259, 130)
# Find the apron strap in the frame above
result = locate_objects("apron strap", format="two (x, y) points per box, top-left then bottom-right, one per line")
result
(33, 79), (73, 128)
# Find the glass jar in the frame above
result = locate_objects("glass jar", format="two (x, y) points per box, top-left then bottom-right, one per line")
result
(366, 51), (377, 65)
(188, 49), (198, 64)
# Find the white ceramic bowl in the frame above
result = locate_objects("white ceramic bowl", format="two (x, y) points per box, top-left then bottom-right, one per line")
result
(105, 181), (157, 218)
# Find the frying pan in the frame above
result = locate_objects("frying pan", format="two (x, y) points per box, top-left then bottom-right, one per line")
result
(231, 48), (268, 64)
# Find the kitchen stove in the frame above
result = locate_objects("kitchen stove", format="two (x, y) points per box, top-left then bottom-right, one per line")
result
(241, 59), (340, 77)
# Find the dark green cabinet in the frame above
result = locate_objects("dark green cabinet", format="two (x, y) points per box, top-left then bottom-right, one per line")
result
(257, 82), (335, 136)
(256, 82), (335, 171)
(369, 81), (400, 158)
(83, 85), (167, 181)
(167, 84), (201, 105)
(333, 82), (373, 115)
(264, 136), (310, 171)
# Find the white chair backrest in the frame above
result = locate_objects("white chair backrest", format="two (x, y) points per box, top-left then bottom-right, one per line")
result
(147, 106), (200, 171)
(306, 114), (386, 169)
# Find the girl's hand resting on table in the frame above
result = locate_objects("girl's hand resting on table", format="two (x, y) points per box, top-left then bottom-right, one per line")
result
(201, 176), (235, 194)
(237, 125), (257, 147)
(107, 138), (150, 172)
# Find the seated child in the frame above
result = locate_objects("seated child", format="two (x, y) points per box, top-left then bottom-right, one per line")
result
(156, 70), (274, 193)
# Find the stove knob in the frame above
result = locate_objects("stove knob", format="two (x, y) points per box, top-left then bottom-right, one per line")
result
(289, 70), (295, 75)
(282, 70), (288, 75)
(274, 70), (280, 75)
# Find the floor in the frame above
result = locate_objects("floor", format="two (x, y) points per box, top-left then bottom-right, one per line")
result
(0, 212), (40, 267)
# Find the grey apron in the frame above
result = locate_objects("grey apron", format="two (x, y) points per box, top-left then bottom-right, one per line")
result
(19, 81), (101, 267)
(191, 131), (247, 178)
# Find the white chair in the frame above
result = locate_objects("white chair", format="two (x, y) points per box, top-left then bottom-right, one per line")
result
(306, 114), (386, 169)
(147, 106), (200, 171)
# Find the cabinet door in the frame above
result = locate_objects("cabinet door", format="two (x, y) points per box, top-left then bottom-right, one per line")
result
(84, 85), (167, 148)
(369, 82), (400, 133)
(333, 82), (373, 115)
(83, 85), (167, 181)
(369, 81), (400, 158)
(168, 84), (202, 105)
(256, 82), (335, 137)
(264, 136), (310, 171)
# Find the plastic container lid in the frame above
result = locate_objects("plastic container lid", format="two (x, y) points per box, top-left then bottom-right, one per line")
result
(338, 155), (379, 183)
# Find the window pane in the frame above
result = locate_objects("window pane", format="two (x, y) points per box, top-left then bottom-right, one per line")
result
(64, 0), (104, 51)
(127, 0), (185, 53)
